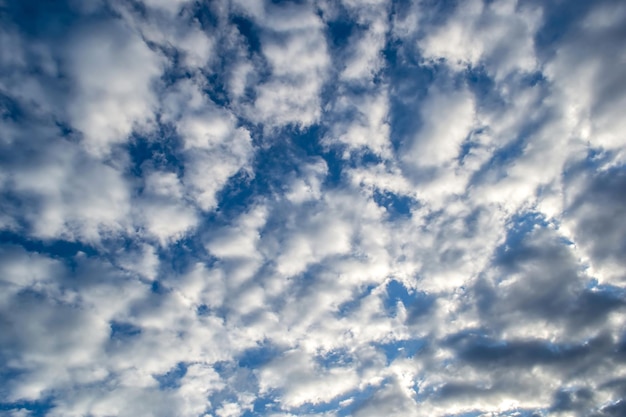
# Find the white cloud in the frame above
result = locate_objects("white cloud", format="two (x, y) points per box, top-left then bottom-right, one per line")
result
(135, 197), (198, 245)
(258, 348), (359, 408)
(66, 21), (164, 156)
(324, 88), (392, 158)
(116, 243), (160, 281)
(418, 0), (541, 80)
(284, 158), (327, 203)
(4, 140), (132, 242)
(353, 378), (418, 417)
(339, 2), (388, 82)
(245, 2), (330, 128)
(403, 85), (475, 168)
(161, 79), (254, 212)
(321, 0), (392, 157)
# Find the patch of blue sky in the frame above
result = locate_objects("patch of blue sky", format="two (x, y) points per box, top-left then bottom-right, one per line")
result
(466, 66), (547, 115)
(196, 303), (211, 317)
(0, 398), (55, 417)
(384, 279), (414, 313)
(3, 0), (82, 39)
(207, 390), (249, 416)
(149, 279), (168, 294)
(230, 15), (262, 57)
(154, 362), (188, 390)
(533, 0), (594, 54)
(227, 13), (273, 95)
(504, 211), (549, 244)
(211, 360), (232, 378)
(158, 233), (216, 276)
(236, 142), (294, 212)
(243, 394), (281, 416)
(494, 211), (550, 266)
(586, 282), (626, 302)
(463, 65), (501, 107)
(109, 321), (142, 339)
(127, 127), (185, 178)
(264, 124), (343, 189)
(384, 280), (436, 326)
(237, 342), (282, 369)
(345, 147), (384, 167)
(325, 16), (357, 50)
(0, 231), (99, 260)
(315, 348), (354, 368)
(385, 62), (438, 151)
(209, 169), (258, 219)
(376, 338), (426, 364)
(203, 68), (234, 109)
(373, 189), (416, 220)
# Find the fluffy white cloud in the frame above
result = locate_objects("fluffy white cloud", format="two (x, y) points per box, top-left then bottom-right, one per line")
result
(2, 139), (132, 242)
(418, 0), (541, 80)
(162, 78), (254, 211)
(324, 88), (392, 158)
(242, 2), (330, 128)
(66, 20), (164, 156)
(403, 84), (476, 168)
(258, 349), (359, 408)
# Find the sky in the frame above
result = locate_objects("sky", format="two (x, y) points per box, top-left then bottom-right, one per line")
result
(1, 0), (626, 416)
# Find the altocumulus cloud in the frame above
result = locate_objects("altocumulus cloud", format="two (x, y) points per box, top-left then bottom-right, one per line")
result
(1, 0), (625, 416)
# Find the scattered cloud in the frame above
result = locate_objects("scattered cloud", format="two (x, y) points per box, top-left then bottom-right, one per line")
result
(1, 0), (625, 416)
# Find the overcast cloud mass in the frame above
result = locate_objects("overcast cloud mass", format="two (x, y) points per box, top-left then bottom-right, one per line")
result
(1, 0), (626, 416)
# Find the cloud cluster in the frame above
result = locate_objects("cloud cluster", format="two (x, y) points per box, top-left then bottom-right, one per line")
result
(1, 0), (625, 416)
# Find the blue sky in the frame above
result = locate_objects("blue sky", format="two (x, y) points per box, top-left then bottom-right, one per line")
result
(1, 0), (626, 416)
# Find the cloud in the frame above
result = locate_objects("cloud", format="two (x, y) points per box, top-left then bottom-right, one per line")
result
(240, 1), (330, 128)
(543, 0), (626, 159)
(66, 19), (164, 156)
(403, 83), (476, 169)
(1, 0), (626, 416)
(162, 78), (254, 212)
(417, 0), (541, 80)
(1, 137), (132, 242)
(563, 164), (626, 285)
